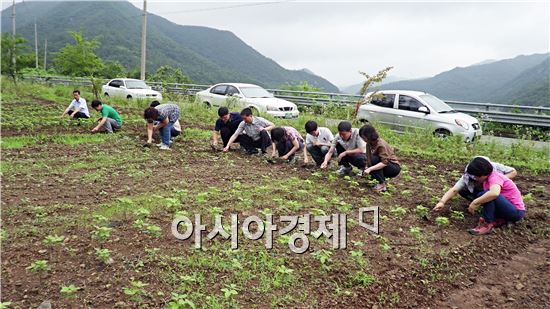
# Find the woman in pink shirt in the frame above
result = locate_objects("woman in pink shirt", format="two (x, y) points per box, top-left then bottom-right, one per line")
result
(465, 157), (525, 235)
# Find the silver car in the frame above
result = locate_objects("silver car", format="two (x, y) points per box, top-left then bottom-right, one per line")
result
(356, 90), (482, 142)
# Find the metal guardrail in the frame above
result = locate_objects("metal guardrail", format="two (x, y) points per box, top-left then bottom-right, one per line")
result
(22, 76), (550, 128)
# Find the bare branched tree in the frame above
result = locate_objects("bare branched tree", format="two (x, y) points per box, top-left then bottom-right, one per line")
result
(352, 66), (393, 118)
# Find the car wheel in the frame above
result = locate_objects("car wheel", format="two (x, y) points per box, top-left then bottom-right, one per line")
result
(434, 128), (451, 138)
(204, 101), (212, 108)
(126, 95), (132, 100)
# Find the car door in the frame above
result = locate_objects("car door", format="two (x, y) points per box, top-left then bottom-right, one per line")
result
(365, 93), (398, 129)
(395, 94), (430, 131)
(209, 85), (228, 106)
(224, 85), (244, 109)
(106, 80), (123, 97)
(119, 80), (129, 97)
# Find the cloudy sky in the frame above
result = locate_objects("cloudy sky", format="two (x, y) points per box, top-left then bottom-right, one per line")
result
(124, 0), (549, 87)
(5, 1), (548, 86)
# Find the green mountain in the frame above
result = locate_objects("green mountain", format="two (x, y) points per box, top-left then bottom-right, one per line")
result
(494, 57), (549, 106)
(378, 53), (550, 106)
(1, 1), (339, 91)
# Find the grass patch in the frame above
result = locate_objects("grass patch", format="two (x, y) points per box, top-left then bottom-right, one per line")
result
(1, 136), (37, 149)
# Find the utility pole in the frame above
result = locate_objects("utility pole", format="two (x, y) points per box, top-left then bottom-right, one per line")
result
(12, 0), (17, 73)
(140, 0), (147, 80)
(43, 38), (47, 70)
(35, 20), (39, 68)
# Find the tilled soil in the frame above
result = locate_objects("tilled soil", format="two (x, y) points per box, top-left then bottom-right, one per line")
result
(1, 107), (549, 308)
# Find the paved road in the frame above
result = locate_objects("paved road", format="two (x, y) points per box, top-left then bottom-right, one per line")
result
(480, 135), (549, 151)
(325, 119), (549, 150)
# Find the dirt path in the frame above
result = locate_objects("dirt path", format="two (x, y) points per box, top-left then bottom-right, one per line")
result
(437, 239), (550, 309)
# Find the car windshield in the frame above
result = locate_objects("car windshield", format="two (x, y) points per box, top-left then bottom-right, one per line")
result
(420, 94), (455, 113)
(240, 87), (272, 98)
(125, 80), (149, 89)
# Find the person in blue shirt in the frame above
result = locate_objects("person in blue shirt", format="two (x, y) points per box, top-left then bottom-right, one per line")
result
(211, 107), (243, 149)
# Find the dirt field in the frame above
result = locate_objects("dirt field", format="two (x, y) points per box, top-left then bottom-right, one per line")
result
(1, 96), (549, 308)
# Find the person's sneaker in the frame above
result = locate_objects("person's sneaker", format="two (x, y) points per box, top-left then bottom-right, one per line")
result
(156, 143), (163, 147)
(474, 217), (486, 229)
(469, 222), (494, 235)
(247, 149), (259, 155)
(373, 183), (387, 192)
(288, 157), (297, 164)
(159, 144), (171, 151)
(337, 166), (353, 176)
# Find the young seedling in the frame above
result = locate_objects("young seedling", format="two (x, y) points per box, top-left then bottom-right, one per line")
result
(43, 235), (65, 246)
(92, 214), (109, 225)
(33, 206), (47, 219)
(195, 192), (208, 204)
(315, 197), (329, 207)
(415, 205), (430, 218)
(350, 250), (366, 267)
(164, 197), (180, 211)
(450, 211), (465, 221)
(60, 284), (80, 299)
(123, 280), (148, 302)
(351, 271), (376, 287)
(26, 260), (50, 273)
(389, 207), (407, 219)
(376, 236), (392, 252)
(93, 226), (112, 243)
(523, 193), (533, 203)
(435, 216), (450, 227)
(409, 227), (423, 240)
(145, 224), (162, 238)
(133, 218), (146, 229)
(276, 265), (294, 275)
(166, 293), (196, 309)
(133, 207), (150, 219)
(95, 248), (113, 264)
(220, 283), (238, 299)
(313, 249), (333, 270)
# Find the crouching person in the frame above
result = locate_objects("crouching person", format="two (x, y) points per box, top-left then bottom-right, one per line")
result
(150, 101), (182, 141)
(320, 121), (367, 176)
(61, 90), (90, 120)
(223, 108), (274, 155)
(465, 157), (525, 235)
(305, 120), (334, 166)
(91, 100), (122, 133)
(212, 107), (243, 149)
(144, 103), (181, 150)
(434, 156), (516, 212)
(359, 124), (400, 192)
(270, 126), (308, 164)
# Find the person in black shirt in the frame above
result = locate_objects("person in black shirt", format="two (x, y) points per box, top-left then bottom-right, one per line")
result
(211, 107), (243, 148)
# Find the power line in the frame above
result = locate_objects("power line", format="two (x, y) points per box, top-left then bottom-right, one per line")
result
(152, 0), (295, 15)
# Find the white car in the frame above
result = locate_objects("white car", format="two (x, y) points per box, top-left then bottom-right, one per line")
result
(357, 90), (482, 142)
(102, 79), (162, 101)
(196, 83), (299, 118)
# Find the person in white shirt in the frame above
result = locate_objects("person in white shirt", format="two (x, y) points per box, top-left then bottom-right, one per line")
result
(305, 120), (334, 166)
(61, 90), (90, 119)
(320, 121), (367, 176)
